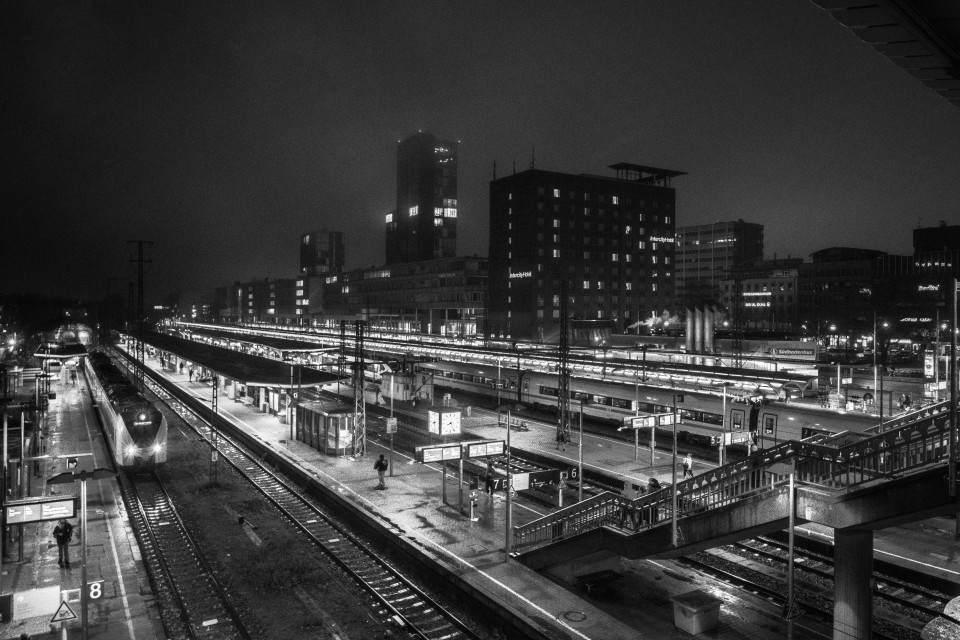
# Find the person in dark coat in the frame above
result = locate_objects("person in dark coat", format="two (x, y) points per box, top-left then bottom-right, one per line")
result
(53, 519), (73, 568)
(374, 454), (388, 489)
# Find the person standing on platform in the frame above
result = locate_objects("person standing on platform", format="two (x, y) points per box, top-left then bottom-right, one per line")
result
(682, 453), (694, 479)
(374, 454), (388, 489)
(53, 519), (73, 568)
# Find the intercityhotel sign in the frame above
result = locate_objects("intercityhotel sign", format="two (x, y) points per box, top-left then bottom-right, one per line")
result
(509, 271), (533, 279)
(649, 236), (676, 243)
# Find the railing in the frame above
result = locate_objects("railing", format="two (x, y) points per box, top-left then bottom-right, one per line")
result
(512, 399), (957, 554)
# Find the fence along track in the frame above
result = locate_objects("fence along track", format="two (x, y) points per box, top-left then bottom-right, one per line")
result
(119, 471), (249, 640)
(124, 352), (481, 640)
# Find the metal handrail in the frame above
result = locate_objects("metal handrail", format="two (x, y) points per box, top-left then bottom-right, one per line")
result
(512, 399), (956, 553)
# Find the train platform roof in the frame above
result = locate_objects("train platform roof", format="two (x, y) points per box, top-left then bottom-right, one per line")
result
(175, 325), (334, 353)
(138, 331), (343, 388)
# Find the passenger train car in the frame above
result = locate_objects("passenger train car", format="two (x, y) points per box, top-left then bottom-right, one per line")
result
(85, 351), (167, 468)
(417, 361), (878, 449)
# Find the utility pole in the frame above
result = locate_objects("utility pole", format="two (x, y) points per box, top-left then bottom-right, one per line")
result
(127, 240), (153, 391)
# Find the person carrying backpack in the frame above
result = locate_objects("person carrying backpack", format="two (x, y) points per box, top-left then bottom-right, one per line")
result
(374, 454), (388, 489)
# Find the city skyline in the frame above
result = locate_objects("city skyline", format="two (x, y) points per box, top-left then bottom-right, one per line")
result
(4, 1), (960, 304)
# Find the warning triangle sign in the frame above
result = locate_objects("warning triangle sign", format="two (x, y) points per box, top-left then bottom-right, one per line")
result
(51, 600), (77, 623)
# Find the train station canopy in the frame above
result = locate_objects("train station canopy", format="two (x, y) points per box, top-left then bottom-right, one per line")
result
(175, 325), (335, 357)
(138, 331), (343, 388)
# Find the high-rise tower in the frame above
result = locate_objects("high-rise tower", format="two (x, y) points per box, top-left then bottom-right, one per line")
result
(386, 132), (458, 264)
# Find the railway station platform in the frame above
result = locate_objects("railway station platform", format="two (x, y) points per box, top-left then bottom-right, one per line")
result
(0, 374), (164, 639)
(140, 354), (872, 640)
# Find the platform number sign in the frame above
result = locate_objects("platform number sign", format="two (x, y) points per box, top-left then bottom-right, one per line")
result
(567, 467), (579, 480)
(87, 580), (105, 600)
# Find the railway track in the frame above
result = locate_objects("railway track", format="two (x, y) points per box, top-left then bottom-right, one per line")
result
(118, 471), (249, 640)
(682, 533), (952, 640)
(130, 360), (484, 640)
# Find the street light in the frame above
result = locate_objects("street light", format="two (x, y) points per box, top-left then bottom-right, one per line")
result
(578, 397), (584, 503)
(48, 466), (117, 640)
(671, 392), (684, 548)
(873, 313), (890, 428)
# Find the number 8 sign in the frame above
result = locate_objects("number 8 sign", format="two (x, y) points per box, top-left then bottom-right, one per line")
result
(87, 580), (105, 600)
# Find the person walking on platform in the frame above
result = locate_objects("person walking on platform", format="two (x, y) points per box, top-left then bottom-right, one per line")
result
(374, 454), (388, 489)
(682, 453), (694, 479)
(188, 366), (195, 382)
(53, 519), (73, 568)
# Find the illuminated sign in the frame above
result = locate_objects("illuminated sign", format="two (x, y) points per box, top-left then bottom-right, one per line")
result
(743, 291), (771, 297)
(918, 284), (940, 292)
(5, 496), (78, 524)
(509, 271), (533, 279)
(745, 302), (771, 307)
(466, 440), (505, 458)
(649, 236), (676, 243)
(900, 317), (933, 323)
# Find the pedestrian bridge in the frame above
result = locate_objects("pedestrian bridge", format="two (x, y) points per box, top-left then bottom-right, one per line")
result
(511, 400), (960, 640)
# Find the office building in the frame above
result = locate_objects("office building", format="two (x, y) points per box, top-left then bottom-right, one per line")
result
(320, 256), (486, 336)
(675, 220), (764, 306)
(488, 163), (684, 343)
(300, 229), (345, 276)
(386, 132), (458, 264)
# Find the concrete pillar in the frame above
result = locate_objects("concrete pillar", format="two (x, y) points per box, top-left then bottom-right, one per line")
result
(833, 528), (873, 640)
(694, 307), (704, 354)
(704, 307), (714, 353)
(685, 310), (694, 353)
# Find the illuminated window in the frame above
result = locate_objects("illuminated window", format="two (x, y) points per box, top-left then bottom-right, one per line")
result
(625, 254), (632, 263)
(652, 255), (658, 264)
(553, 249), (560, 258)
(553, 219), (559, 228)
(385, 213), (393, 223)
(625, 225), (631, 234)
(409, 205), (419, 216)
(444, 208), (457, 217)
(553, 188), (560, 198)
(342, 286), (349, 293)
(652, 283), (657, 292)
(665, 257), (671, 265)
(434, 218), (443, 226)
(508, 193), (513, 200)
(597, 281), (603, 290)
(665, 216), (672, 224)
(583, 280), (590, 289)
(435, 207), (443, 216)
(612, 196), (619, 205)
(626, 283), (632, 291)
(652, 242), (658, 251)
(612, 253), (619, 262)
(638, 241), (646, 250)
(296, 289), (304, 296)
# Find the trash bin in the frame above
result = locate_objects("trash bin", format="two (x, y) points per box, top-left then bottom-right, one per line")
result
(670, 589), (721, 635)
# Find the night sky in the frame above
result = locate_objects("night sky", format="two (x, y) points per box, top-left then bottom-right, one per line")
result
(4, 1), (960, 305)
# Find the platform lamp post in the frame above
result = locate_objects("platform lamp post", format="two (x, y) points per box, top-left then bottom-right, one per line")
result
(578, 397), (584, 503)
(48, 464), (117, 640)
(950, 278), (958, 501)
(873, 314), (890, 429)
(671, 392), (684, 548)
(499, 404), (513, 557)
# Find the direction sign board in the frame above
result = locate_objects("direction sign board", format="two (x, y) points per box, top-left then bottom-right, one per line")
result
(416, 444), (462, 463)
(5, 496), (78, 525)
(621, 415), (657, 430)
(465, 440), (505, 458)
(512, 469), (562, 491)
(385, 417), (398, 434)
(657, 413), (675, 426)
(723, 431), (753, 446)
